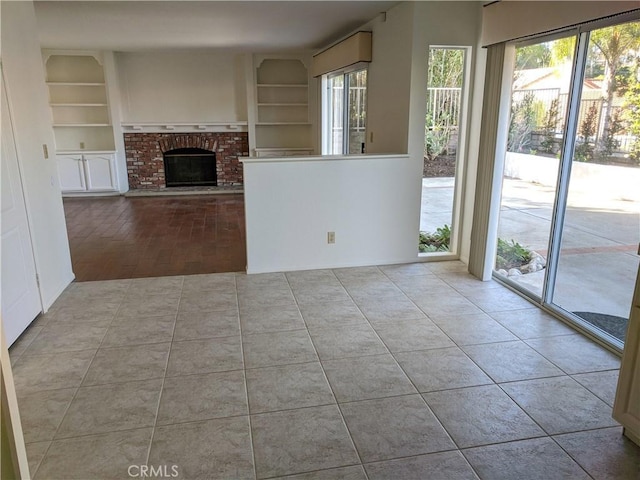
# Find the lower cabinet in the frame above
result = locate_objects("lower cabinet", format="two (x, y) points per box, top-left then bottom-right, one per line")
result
(57, 152), (117, 193)
(613, 264), (640, 447)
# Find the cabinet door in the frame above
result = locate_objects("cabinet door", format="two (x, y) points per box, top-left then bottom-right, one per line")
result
(613, 264), (640, 447)
(56, 154), (86, 192)
(84, 153), (117, 191)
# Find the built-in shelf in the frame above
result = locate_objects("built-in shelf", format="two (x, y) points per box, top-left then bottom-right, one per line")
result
(45, 54), (116, 152)
(256, 84), (308, 88)
(51, 103), (108, 107)
(253, 58), (313, 154)
(46, 82), (106, 86)
(53, 123), (112, 127)
(256, 122), (311, 126)
(257, 103), (308, 107)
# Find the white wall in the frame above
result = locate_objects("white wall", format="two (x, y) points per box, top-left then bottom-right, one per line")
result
(1, 1), (74, 309)
(242, 155), (422, 274)
(408, 1), (484, 265)
(116, 50), (248, 123)
(308, 1), (484, 268)
(363, 2), (415, 155)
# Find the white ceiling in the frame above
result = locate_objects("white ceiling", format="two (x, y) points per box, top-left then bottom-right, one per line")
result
(34, 1), (400, 52)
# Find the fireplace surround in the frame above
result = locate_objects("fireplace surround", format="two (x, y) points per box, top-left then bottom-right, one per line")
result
(124, 132), (248, 189)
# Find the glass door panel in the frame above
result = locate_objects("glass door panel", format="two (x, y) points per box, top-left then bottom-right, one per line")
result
(327, 74), (344, 154)
(347, 70), (367, 154)
(551, 21), (640, 346)
(419, 47), (467, 254)
(494, 36), (576, 297)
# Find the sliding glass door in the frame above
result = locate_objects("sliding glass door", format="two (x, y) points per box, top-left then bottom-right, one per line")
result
(494, 19), (640, 349)
(495, 35), (575, 297)
(325, 69), (367, 155)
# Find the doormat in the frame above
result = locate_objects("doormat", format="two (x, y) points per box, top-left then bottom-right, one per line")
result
(573, 311), (628, 342)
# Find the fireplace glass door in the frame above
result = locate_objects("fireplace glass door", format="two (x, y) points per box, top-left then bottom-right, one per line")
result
(163, 147), (217, 187)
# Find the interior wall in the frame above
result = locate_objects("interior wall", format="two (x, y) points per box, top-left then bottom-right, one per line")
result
(408, 1), (484, 265)
(116, 50), (248, 123)
(243, 155), (423, 274)
(1, 1), (74, 309)
(362, 1), (415, 155)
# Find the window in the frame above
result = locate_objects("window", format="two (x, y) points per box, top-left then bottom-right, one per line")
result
(323, 68), (367, 154)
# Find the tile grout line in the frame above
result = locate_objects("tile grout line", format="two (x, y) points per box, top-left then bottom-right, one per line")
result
(144, 275), (184, 468)
(236, 272), (259, 480)
(30, 280), (133, 478)
(284, 270), (370, 479)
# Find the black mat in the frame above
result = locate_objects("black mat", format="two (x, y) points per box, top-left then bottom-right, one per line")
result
(573, 311), (629, 342)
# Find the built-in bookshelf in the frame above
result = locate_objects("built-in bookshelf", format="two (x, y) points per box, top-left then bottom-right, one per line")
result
(45, 54), (115, 152)
(254, 58), (313, 156)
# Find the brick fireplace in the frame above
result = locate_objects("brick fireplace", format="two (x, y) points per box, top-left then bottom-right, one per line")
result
(124, 132), (248, 189)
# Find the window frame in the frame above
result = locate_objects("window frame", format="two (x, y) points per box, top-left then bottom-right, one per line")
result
(321, 64), (369, 155)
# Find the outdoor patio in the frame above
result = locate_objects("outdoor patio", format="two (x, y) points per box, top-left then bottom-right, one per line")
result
(421, 171), (639, 330)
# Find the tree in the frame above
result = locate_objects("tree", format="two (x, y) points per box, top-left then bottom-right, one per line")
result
(540, 98), (560, 154)
(590, 22), (640, 144)
(623, 82), (640, 164)
(516, 43), (552, 70)
(428, 48), (464, 88)
(508, 93), (537, 153)
(574, 104), (598, 162)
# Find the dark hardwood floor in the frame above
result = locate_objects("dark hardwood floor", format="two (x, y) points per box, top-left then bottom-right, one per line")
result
(63, 194), (246, 281)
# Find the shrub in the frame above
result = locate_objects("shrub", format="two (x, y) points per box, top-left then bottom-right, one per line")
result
(574, 104), (598, 162)
(419, 225), (451, 253)
(508, 93), (537, 153)
(495, 238), (533, 270)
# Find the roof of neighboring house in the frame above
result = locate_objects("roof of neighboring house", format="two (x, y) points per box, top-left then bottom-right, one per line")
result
(513, 66), (603, 93)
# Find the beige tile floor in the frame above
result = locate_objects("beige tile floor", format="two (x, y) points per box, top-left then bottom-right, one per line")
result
(9, 261), (640, 479)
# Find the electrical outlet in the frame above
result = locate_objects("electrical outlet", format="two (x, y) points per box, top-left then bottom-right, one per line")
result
(80, 142), (85, 150)
(327, 231), (335, 244)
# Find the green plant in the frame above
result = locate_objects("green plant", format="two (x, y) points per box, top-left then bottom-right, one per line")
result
(495, 238), (533, 270)
(424, 114), (454, 161)
(508, 93), (537, 153)
(623, 82), (640, 164)
(598, 109), (624, 158)
(574, 103), (598, 162)
(540, 98), (560, 154)
(419, 224), (451, 253)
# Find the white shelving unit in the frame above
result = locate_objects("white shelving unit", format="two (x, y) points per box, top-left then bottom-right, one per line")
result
(253, 58), (314, 157)
(44, 52), (118, 192)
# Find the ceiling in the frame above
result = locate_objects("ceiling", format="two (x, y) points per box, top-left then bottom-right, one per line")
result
(34, 1), (400, 52)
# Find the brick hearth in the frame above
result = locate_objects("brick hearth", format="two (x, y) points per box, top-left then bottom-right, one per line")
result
(124, 132), (248, 189)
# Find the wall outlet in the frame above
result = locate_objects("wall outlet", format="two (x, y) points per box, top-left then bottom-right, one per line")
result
(80, 142), (85, 150)
(327, 231), (336, 244)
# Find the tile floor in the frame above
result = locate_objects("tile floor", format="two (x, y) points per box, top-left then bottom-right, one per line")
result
(9, 261), (640, 479)
(63, 194), (246, 281)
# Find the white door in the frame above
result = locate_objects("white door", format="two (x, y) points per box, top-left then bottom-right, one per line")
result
(56, 154), (86, 192)
(1, 72), (42, 345)
(84, 153), (116, 191)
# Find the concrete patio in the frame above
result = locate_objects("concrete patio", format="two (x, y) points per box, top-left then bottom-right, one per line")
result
(421, 174), (639, 322)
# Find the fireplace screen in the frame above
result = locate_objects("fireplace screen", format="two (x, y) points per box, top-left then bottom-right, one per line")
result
(163, 147), (217, 187)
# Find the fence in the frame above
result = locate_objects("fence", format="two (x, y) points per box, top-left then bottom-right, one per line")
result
(511, 88), (634, 153)
(427, 87), (462, 127)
